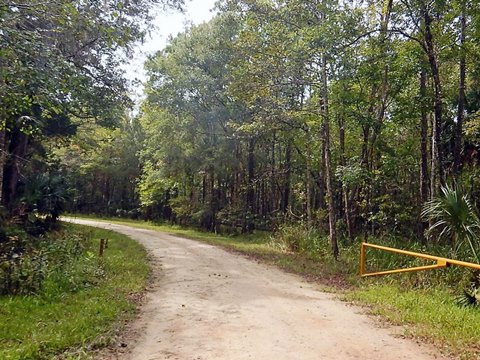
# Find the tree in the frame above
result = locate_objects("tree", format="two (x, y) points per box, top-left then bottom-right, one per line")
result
(56, 117), (142, 215)
(140, 15), (247, 229)
(0, 0), (180, 217)
(59, 0), (480, 260)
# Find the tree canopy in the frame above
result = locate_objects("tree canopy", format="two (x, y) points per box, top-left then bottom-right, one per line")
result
(29, 0), (480, 260)
(0, 0), (182, 223)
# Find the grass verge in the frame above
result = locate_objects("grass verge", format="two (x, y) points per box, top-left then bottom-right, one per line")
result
(0, 223), (149, 360)
(71, 215), (480, 359)
(344, 284), (480, 359)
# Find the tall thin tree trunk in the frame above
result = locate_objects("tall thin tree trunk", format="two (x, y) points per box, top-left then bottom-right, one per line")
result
(339, 116), (353, 240)
(305, 136), (312, 225)
(423, 6), (444, 197)
(232, 142), (241, 205)
(363, 0), (392, 175)
(420, 68), (429, 204)
(419, 68), (430, 242)
(321, 53), (339, 259)
(270, 135), (276, 213)
(454, 4), (466, 178)
(0, 124), (5, 206)
(202, 174), (207, 204)
(243, 137), (256, 233)
(281, 140), (292, 213)
(3, 129), (28, 208)
(318, 136), (326, 209)
(361, 0), (393, 237)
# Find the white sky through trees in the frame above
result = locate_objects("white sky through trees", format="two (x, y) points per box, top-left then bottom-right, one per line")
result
(124, 0), (217, 101)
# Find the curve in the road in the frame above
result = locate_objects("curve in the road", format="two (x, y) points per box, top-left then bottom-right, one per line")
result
(68, 219), (444, 360)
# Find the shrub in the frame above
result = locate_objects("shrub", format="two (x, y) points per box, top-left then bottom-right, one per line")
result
(457, 271), (480, 308)
(0, 228), (92, 295)
(422, 185), (480, 262)
(270, 223), (329, 257)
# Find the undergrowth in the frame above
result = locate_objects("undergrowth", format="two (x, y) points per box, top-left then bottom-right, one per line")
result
(0, 223), (149, 360)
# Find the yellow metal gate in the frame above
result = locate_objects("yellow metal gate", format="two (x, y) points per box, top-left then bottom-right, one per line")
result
(360, 242), (480, 277)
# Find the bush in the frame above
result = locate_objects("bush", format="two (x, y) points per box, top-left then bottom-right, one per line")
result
(20, 173), (69, 222)
(0, 249), (47, 295)
(422, 185), (480, 262)
(270, 223), (330, 257)
(0, 227), (93, 295)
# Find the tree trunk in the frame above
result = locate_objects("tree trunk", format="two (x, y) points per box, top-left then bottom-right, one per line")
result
(321, 53), (339, 259)
(368, 0), (392, 169)
(0, 123), (5, 206)
(202, 174), (207, 204)
(281, 140), (291, 213)
(318, 131), (326, 209)
(243, 137), (256, 233)
(270, 135), (276, 213)
(419, 67), (430, 242)
(3, 126), (29, 209)
(209, 168), (216, 231)
(419, 68), (429, 204)
(339, 116), (353, 240)
(305, 136), (312, 225)
(454, 4), (466, 178)
(362, 0), (392, 175)
(423, 7), (444, 197)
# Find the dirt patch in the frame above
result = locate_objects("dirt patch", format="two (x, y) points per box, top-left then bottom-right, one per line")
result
(181, 239), (352, 290)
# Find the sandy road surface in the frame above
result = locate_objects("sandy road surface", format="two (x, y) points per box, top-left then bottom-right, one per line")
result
(68, 219), (444, 360)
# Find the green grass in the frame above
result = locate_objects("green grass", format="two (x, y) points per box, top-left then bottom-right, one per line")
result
(345, 284), (480, 359)
(0, 224), (149, 360)
(70, 215), (480, 358)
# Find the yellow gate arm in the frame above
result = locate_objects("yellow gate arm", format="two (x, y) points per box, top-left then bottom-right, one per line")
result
(360, 242), (480, 277)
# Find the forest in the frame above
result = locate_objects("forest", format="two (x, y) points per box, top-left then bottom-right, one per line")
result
(63, 0), (480, 260)
(2, 0), (480, 290)
(0, 0), (183, 296)
(3, 1), (480, 357)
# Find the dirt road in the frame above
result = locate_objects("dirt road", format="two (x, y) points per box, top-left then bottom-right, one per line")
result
(69, 219), (443, 360)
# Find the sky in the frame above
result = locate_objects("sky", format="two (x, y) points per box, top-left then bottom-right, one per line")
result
(124, 0), (218, 100)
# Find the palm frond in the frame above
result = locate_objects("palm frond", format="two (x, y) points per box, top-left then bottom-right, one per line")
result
(456, 289), (480, 308)
(422, 185), (480, 262)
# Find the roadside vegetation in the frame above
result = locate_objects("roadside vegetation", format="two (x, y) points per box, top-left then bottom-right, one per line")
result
(0, 223), (149, 360)
(59, 3), (480, 355)
(75, 214), (480, 359)
(1, 1), (175, 358)
(3, 0), (480, 359)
